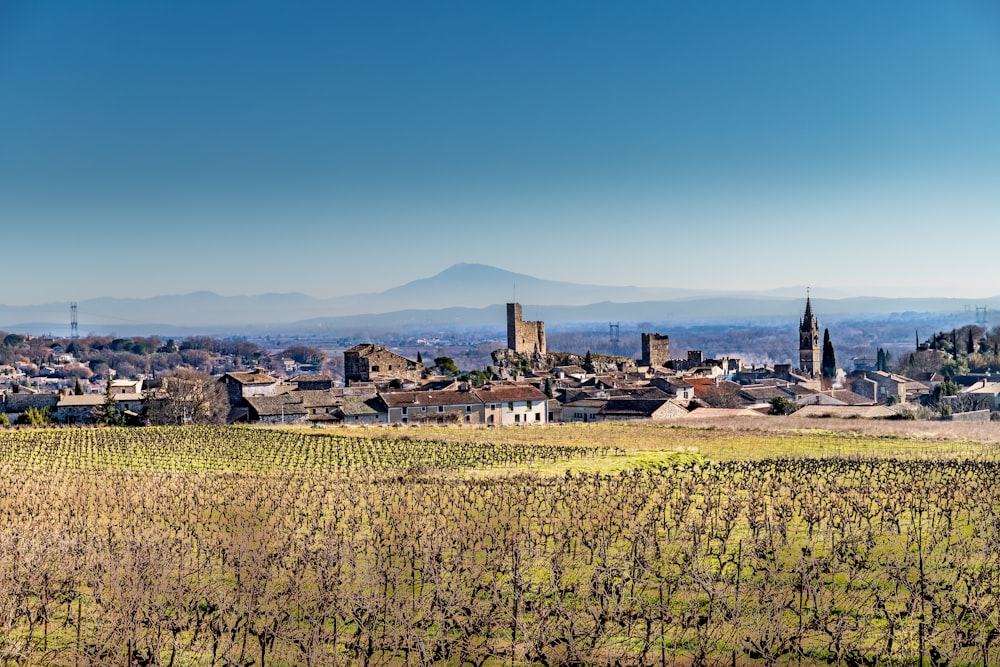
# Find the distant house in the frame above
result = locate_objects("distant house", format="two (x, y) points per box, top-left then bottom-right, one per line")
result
(596, 398), (687, 421)
(244, 394), (308, 424)
(289, 374), (334, 391)
(220, 369), (281, 405)
(379, 388), (484, 425)
(477, 385), (548, 426)
(344, 344), (423, 384)
(562, 398), (608, 423)
(337, 396), (387, 424)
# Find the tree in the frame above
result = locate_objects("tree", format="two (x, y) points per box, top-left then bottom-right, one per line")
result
(0, 413), (7, 426)
(821, 329), (836, 380)
(281, 345), (327, 367)
(769, 396), (799, 415)
(73, 378), (84, 395)
(544, 378), (554, 399)
(16, 407), (50, 426)
(434, 356), (460, 377)
(145, 369), (228, 425)
(416, 351), (423, 364)
(582, 351), (596, 374)
(968, 328), (976, 355)
(98, 379), (126, 427)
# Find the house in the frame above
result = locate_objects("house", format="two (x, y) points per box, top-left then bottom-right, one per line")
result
(561, 398), (607, 423)
(289, 374), (334, 391)
(337, 396), (387, 424)
(943, 381), (1000, 413)
(220, 369), (282, 405)
(379, 388), (484, 425)
(478, 385), (548, 426)
(649, 377), (695, 400)
(794, 405), (896, 419)
(344, 344), (423, 384)
(244, 394), (309, 424)
(595, 398), (687, 421)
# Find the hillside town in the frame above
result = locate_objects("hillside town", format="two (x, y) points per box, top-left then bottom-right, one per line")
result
(2, 296), (999, 426)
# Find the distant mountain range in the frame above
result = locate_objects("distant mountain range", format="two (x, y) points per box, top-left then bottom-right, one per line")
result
(1, 263), (996, 336)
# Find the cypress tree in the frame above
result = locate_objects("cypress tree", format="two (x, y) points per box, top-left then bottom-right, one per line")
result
(74, 378), (84, 395)
(582, 351), (595, 374)
(968, 328), (975, 355)
(821, 329), (836, 379)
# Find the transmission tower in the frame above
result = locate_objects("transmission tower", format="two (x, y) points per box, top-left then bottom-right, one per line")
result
(976, 306), (988, 327)
(609, 322), (620, 357)
(70, 302), (79, 339)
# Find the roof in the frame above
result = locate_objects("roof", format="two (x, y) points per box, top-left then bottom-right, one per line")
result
(289, 374), (332, 383)
(380, 391), (481, 409)
(295, 390), (340, 408)
(740, 386), (795, 402)
(338, 396), (384, 417)
(597, 398), (684, 419)
(475, 385), (548, 403)
(794, 405), (896, 419)
(563, 398), (609, 409)
(682, 407), (766, 419)
(224, 370), (279, 386)
(244, 395), (308, 417)
(57, 395), (105, 407)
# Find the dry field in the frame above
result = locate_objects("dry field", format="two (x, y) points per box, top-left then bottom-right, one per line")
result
(0, 421), (998, 665)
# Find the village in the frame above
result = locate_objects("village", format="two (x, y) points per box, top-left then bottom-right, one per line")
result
(1, 296), (998, 426)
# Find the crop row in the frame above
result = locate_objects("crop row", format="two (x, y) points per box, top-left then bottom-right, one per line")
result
(0, 429), (999, 665)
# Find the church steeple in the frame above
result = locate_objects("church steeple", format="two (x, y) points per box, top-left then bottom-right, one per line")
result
(799, 289), (821, 377)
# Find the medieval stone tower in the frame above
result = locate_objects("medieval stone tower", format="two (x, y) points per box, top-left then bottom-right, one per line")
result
(799, 294), (821, 377)
(507, 303), (546, 355)
(641, 333), (670, 367)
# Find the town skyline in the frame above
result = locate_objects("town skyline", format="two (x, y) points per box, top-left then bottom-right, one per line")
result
(3, 2), (999, 303)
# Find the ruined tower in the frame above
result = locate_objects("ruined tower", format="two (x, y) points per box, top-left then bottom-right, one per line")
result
(799, 294), (821, 377)
(641, 333), (670, 367)
(506, 303), (546, 355)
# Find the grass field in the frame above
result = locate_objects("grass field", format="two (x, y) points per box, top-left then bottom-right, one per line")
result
(0, 420), (998, 666)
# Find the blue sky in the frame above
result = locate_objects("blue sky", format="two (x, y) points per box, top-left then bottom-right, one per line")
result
(2, 1), (999, 304)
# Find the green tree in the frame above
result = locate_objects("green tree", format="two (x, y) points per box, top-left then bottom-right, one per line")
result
(769, 396), (799, 416)
(0, 413), (8, 426)
(415, 351), (423, 364)
(544, 378), (554, 399)
(821, 329), (836, 380)
(98, 379), (126, 426)
(73, 377), (85, 395)
(582, 351), (596, 374)
(15, 407), (50, 426)
(434, 356), (460, 377)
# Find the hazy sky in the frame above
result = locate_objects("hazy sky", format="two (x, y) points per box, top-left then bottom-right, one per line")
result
(2, 1), (999, 304)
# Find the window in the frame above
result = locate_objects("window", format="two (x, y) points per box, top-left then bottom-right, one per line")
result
(437, 405), (444, 413)
(466, 405), (471, 412)
(402, 407), (408, 415)
(508, 402), (514, 411)
(526, 400), (532, 409)
(372, 365), (380, 372)
(535, 413), (541, 421)
(515, 414), (520, 423)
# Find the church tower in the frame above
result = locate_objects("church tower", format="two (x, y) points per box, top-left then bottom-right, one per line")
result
(799, 292), (821, 377)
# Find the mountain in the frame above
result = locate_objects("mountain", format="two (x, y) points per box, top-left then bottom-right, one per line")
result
(0, 263), (997, 334)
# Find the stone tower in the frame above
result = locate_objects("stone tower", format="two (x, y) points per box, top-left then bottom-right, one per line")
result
(507, 303), (546, 355)
(641, 333), (670, 368)
(799, 294), (821, 377)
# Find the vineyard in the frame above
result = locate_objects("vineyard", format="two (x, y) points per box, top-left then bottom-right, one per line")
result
(1, 425), (1000, 665)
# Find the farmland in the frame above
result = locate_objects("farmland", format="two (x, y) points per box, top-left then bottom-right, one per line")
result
(1, 423), (999, 665)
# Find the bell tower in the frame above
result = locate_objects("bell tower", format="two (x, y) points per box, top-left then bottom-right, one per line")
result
(799, 290), (821, 377)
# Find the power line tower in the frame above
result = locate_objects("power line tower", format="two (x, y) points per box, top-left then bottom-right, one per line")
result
(976, 305), (988, 327)
(70, 302), (79, 339)
(609, 322), (620, 357)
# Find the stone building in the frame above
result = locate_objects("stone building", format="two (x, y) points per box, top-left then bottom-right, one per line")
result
(641, 333), (670, 367)
(799, 295), (821, 378)
(507, 303), (546, 355)
(343, 344), (423, 384)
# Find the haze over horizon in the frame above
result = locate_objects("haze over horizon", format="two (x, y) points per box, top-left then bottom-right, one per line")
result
(3, 1), (999, 305)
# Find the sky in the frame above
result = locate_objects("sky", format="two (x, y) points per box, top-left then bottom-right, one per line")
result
(2, 1), (999, 304)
